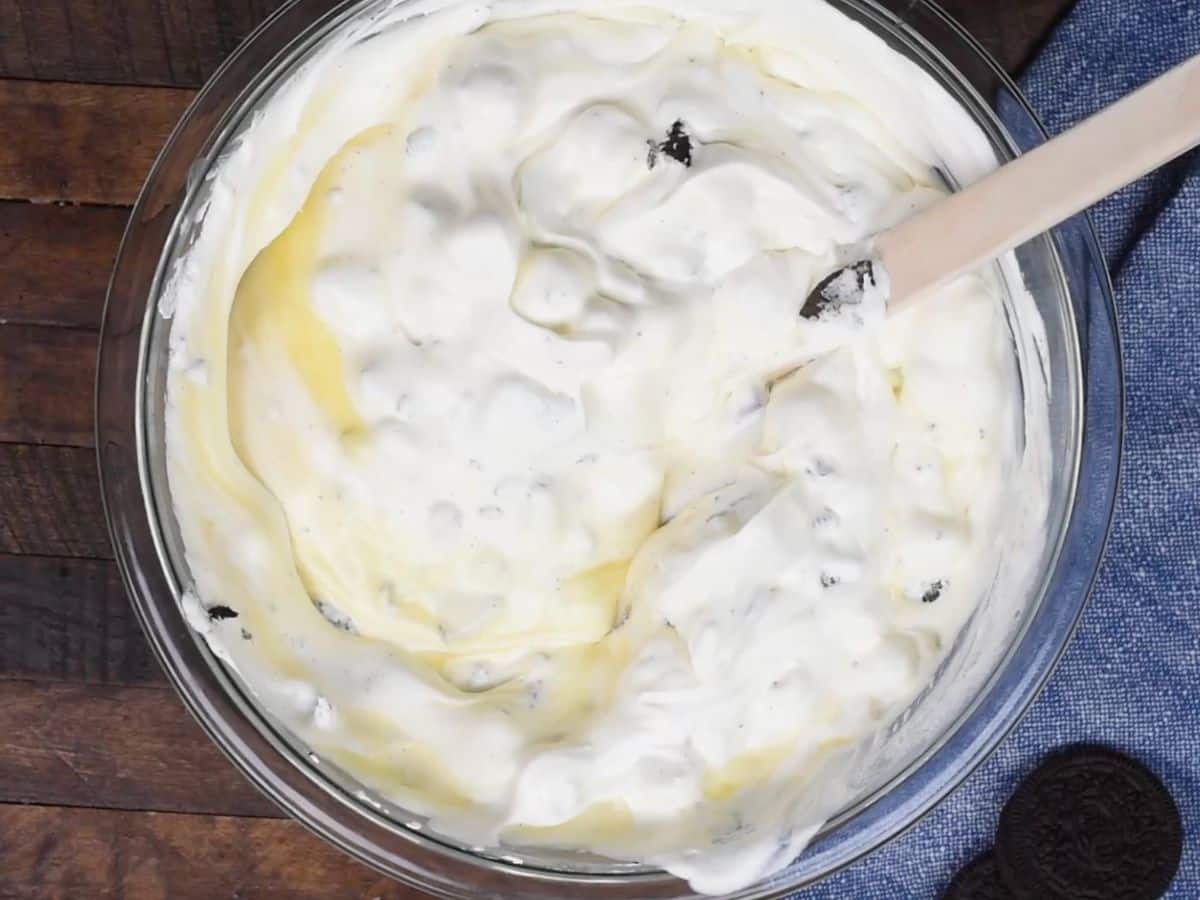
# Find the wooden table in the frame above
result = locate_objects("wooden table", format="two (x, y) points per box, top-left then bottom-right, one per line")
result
(0, 1), (1074, 896)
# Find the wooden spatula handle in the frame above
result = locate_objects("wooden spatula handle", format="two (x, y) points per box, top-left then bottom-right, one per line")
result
(880, 53), (1200, 309)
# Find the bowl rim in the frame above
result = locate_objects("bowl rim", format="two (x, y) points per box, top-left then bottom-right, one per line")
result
(96, 1), (1125, 897)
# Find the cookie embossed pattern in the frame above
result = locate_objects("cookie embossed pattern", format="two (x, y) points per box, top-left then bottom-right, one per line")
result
(996, 749), (1183, 900)
(942, 747), (1184, 900)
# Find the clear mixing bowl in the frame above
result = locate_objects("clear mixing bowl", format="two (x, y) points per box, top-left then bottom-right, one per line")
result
(96, 1), (1123, 897)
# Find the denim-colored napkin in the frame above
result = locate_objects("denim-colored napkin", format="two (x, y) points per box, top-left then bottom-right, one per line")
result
(792, 1), (1200, 896)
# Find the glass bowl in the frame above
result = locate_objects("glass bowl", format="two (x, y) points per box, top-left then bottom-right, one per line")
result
(96, 1), (1123, 897)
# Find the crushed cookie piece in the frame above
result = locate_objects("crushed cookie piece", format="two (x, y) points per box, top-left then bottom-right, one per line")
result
(313, 597), (356, 632)
(648, 120), (693, 169)
(646, 140), (660, 169)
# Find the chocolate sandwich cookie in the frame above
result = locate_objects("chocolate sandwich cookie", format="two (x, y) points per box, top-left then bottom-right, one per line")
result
(995, 747), (1183, 900)
(942, 851), (1016, 900)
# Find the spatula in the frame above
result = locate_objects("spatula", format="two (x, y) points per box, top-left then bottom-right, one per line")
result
(801, 53), (1200, 320)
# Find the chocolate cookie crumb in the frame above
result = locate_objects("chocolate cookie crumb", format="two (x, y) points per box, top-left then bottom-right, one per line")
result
(648, 120), (693, 169)
(313, 598), (357, 633)
(921, 579), (945, 603)
(800, 259), (878, 319)
(996, 746), (1183, 900)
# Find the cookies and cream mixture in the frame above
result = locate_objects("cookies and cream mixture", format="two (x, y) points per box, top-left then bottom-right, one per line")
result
(163, 0), (1049, 892)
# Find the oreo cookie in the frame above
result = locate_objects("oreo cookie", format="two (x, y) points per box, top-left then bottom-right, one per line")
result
(995, 747), (1183, 900)
(942, 852), (1016, 900)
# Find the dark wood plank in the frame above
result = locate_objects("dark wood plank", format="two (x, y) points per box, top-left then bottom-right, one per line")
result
(940, 0), (1077, 73)
(0, 680), (279, 818)
(0, 0), (1073, 88)
(0, 201), (127, 330)
(0, 554), (161, 685)
(0, 3), (1077, 210)
(0, 444), (111, 559)
(0, 325), (95, 447)
(0, 804), (425, 900)
(0, 0), (285, 88)
(0, 79), (192, 205)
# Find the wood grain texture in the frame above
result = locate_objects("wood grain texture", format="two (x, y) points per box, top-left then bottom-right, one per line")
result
(0, 0), (1074, 90)
(0, 79), (192, 204)
(0, 201), (127, 329)
(0, 804), (424, 900)
(0, 325), (96, 446)
(0, 444), (111, 558)
(0, 680), (280, 818)
(0, 0), (286, 88)
(940, 0), (1077, 72)
(0, 554), (161, 685)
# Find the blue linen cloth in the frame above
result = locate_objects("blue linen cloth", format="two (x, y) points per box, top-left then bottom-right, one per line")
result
(793, 1), (1200, 896)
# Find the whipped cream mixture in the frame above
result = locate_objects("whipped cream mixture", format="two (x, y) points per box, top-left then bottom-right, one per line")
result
(163, 0), (1049, 892)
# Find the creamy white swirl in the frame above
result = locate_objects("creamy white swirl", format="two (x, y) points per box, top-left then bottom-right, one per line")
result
(163, 0), (1048, 892)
